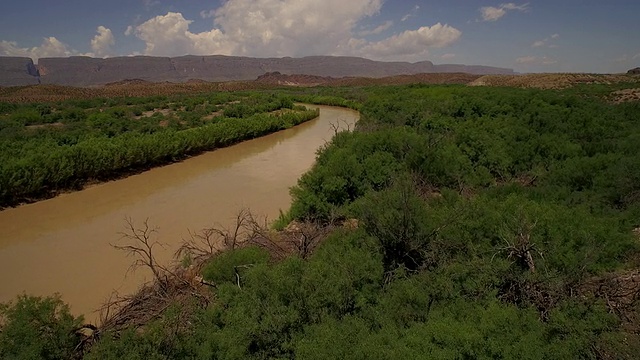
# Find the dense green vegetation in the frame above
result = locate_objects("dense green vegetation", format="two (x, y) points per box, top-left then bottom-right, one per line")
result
(0, 93), (317, 207)
(2, 84), (640, 359)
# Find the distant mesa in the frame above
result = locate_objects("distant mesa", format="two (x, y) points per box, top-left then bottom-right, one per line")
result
(628, 67), (640, 75)
(0, 55), (515, 87)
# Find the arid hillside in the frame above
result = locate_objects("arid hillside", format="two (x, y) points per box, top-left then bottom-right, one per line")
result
(0, 81), (273, 103)
(255, 71), (481, 87)
(0, 72), (482, 103)
(469, 73), (640, 89)
(611, 88), (640, 103)
(3, 71), (640, 104)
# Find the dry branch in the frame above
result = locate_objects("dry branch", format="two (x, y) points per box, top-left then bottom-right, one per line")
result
(112, 217), (168, 283)
(176, 208), (267, 266)
(99, 210), (338, 342)
(494, 216), (544, 274)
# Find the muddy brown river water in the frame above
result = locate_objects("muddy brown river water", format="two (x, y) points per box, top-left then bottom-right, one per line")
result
(0, 105), (358, 320)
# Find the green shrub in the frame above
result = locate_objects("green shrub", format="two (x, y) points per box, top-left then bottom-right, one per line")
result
(202, 246), (270, 285)
(0, 295), (82, 360)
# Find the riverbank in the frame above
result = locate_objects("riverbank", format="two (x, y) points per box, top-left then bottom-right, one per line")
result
(0, 97), (319, 208)
(0, 104), (359, 318)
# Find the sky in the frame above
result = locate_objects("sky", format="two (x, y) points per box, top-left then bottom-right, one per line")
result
(0, 0), (639, 73)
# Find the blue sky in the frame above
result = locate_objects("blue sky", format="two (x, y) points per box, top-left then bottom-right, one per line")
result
(1, 0), (638, 73)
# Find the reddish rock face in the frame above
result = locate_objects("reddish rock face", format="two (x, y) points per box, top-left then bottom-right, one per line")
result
(1, 55), (515, 87)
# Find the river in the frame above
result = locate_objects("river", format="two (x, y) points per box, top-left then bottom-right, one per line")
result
(0, 105), (359, 320)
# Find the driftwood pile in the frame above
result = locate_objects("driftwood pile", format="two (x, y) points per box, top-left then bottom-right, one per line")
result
(81, 209), (342, 355)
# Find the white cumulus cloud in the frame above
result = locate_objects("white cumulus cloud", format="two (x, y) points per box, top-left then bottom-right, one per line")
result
(0, 27), (114, 61)
(480, 3), (529, 22)
(132, 12), (231, 56)
(350, 24), (461, 59)
(0, 37), (74, 61)
(1, 0), (462, 63)
(129, 0), (460, 61)
(211, 0), (383, 56)
(90, 26), (115, 58)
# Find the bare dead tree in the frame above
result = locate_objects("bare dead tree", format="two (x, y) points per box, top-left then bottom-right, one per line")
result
(321, 117), (355, 146)
(288, 220), (333, 259)
(176, 208), (268, 266)
(94, 209), (341, 346)
(329, 117), (353, 135)
(240, 209), (272, 243)
(493, 216), (545, 274)
(177, 228), (222, 266)
(249, 218), (337, 260)
(112, 217), (169, 282)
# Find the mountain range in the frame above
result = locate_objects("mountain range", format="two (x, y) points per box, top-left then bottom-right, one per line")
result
(0, 55), (515, 87)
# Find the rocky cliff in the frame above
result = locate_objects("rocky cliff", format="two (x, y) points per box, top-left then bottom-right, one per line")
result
(628, 67), (640, 75)
(0, 57), (40, 86)
(0, 55), (515, 87)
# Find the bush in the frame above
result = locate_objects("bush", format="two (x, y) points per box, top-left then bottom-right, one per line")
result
(0, 295), (83, 360)
(202, 246), (270, 285)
